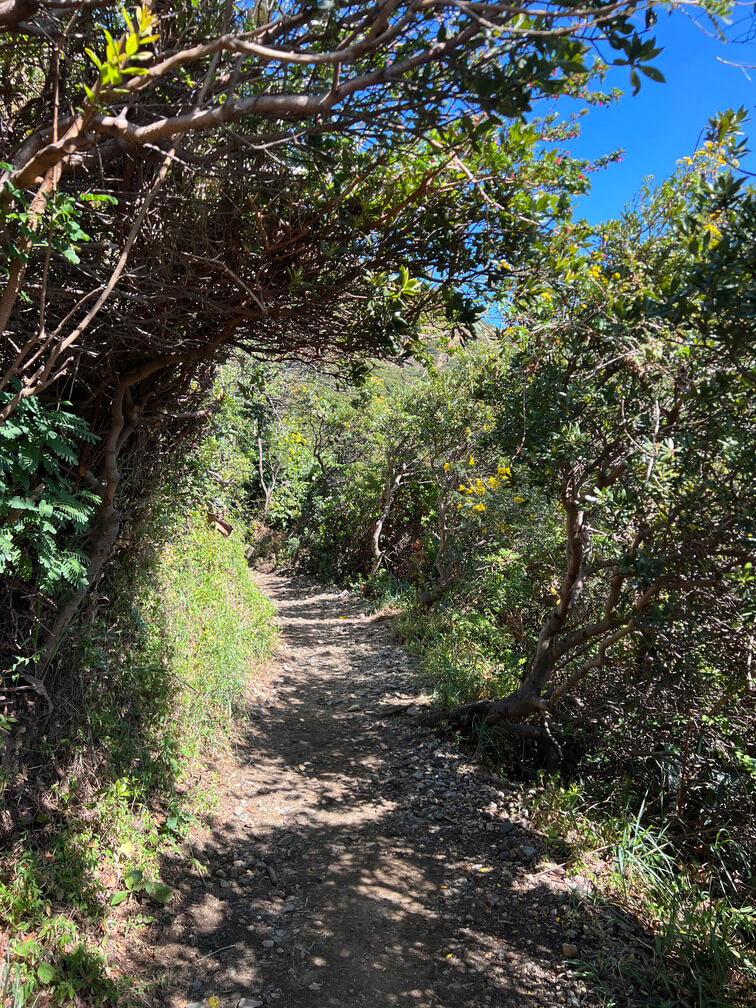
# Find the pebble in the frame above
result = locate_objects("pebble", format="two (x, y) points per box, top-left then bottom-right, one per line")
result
(175, 581), (615, 1008)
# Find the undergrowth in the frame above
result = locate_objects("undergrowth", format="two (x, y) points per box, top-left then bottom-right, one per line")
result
(397, 602), (522, 707)
(358, 573), (756, 1008)
(0, 510), (276, 1006)
(533, 786), (756, 1007)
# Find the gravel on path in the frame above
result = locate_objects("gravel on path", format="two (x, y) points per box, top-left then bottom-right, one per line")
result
(144, 572), (613, 1008)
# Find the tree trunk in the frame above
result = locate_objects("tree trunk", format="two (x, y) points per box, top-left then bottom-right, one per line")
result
(369, 460), (406, 576)
(484, 493), (588, 723)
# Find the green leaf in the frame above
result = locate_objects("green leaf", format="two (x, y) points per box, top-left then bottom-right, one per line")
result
(640, 65), (665, 84)
(144, 880), (173, 904)
(15, 938), (39, 958)
(103, 29), (119, 64)
(85, 48), (103, 71)
(123, 868), (144, 890)
(37, 963), (57, 984)
(109, 890), (130, 906)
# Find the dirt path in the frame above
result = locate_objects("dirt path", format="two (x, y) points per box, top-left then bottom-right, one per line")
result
(148, 573), (602, 1008)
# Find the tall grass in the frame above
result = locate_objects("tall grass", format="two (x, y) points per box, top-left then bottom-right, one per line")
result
(0, 512), (276, 1006)
(138, 517), (277, 754)
(533, 787), (756, 1007)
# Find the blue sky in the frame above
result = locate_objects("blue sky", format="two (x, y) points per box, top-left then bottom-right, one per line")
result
(560, 6), (756, 223)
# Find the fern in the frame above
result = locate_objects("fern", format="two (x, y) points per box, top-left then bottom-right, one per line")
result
(0, 388), (99, 595)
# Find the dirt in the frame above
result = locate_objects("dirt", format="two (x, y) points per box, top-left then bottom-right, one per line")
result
(141, 572), (643, 1008)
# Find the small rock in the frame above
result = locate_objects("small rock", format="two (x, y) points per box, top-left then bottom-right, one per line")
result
(237, 1000), (264, 1008)
(262, 939), (275, 948)
(499, 819), (515, 835)
(521, 845), (537, 859)
(562, 943), (578, 958)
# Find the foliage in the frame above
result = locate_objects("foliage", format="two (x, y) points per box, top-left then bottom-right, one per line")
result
(0, 0), (692, 675)
(239, 121), (755, 1006)
(0, 388), (98, 595)
(0, 411), (276, 1004)
(137, 515), (277, 751)
(533, 787), (756, 1007)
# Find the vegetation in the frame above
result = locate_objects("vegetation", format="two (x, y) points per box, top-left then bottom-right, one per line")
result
(240, 122), (756, 1005)
(0, 1), (753, 1005)
(1, 398), (275, 1005)
(0, 0), (671, 673)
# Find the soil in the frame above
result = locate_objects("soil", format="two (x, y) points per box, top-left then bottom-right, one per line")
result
(141, 572), (649, 1008)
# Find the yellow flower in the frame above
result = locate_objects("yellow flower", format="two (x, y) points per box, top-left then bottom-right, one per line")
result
(468, 455), (475, 466)
(208, 998), (220, 1008)
(514, 496), (525, 504)
(473, 503), (486, 512)
(703, 218), (722, 243)
(443, 462), (451, 471)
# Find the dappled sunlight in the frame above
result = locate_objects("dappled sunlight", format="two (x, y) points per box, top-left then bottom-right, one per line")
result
(126, 573), (667, 1008)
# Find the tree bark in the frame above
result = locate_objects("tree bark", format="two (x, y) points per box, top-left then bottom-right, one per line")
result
(484, 490), (588, 723)
(369, 459), (406, 576)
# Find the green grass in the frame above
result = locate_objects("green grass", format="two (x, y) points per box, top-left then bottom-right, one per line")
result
(532, 785), (756, 1008)
(0, 512), (276, 1006)
(397, 604), (522, 707)
(139, 517), (277, 754)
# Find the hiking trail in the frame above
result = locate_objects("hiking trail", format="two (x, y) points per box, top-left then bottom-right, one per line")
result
(144, 572), (611, 1008)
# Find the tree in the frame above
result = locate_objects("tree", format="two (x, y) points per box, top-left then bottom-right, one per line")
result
(0, 0), (666, 673)
(442, 117), (755, 753)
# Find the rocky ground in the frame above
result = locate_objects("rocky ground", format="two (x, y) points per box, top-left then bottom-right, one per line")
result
(142, 573), (656, 1008)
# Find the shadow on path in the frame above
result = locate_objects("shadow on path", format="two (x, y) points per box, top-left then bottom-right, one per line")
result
(140, 573), (660, 1008)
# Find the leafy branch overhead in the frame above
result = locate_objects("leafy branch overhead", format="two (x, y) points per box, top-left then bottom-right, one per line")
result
(0, 0), (680, 672)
